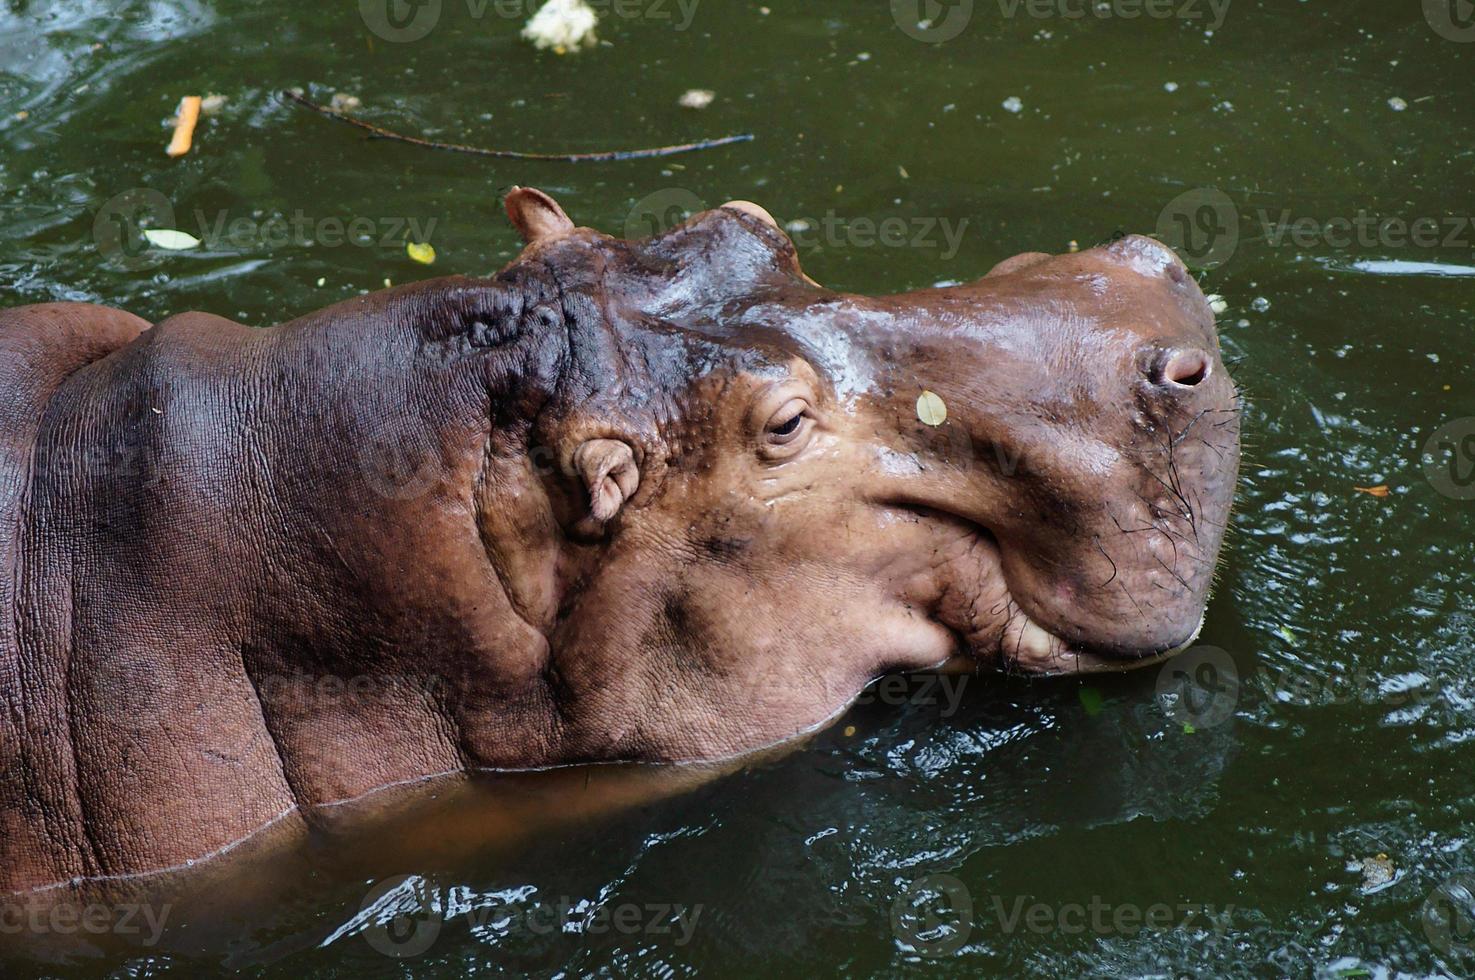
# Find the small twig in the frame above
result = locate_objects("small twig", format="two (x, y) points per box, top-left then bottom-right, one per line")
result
(166, 95), (202, 158)
(280, 90), (753, 162)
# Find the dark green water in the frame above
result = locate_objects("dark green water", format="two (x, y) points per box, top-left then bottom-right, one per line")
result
(3, 0), (1474, 976)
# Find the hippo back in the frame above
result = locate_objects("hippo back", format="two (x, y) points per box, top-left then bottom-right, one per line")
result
(0, 302), (149, 891)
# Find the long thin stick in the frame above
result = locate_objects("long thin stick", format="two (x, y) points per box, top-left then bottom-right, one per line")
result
(281, 90), (753, 162)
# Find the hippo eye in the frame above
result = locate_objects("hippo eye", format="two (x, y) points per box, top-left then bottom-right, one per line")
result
(771, 414), (802, 437)
(762, 398), (812, 455)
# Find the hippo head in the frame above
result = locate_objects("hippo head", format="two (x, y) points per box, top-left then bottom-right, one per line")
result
(384, 189), (1239, 761)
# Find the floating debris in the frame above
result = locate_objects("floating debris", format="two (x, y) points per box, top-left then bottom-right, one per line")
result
(522, 0), (599, 54)
(917, 390), (947, 426)
(1354, 485), (1391, 498)
(142, 229), (201, 250)
(165, 95), (201, 157)
(1349, 853), (1396, 891)
(1387, 96), (1408, 112)
(678, 88), (715, 110)
(406, 241), (436, 264)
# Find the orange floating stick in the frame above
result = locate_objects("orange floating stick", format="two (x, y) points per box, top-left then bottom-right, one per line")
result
(165, 95), (202, 157)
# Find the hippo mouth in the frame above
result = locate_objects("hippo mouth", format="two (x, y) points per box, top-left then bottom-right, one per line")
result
(907, 509), (1215, 677)
(978, 608), (1206, 675)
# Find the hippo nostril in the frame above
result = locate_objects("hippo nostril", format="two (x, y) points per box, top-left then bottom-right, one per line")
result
(1150, 349), (1211, 388)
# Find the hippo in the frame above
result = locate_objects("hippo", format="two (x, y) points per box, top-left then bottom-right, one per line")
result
(0, 188), (1239, 896)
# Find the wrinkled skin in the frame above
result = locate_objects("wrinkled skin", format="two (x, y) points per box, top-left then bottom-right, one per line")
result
(0, 189), (1239, 894)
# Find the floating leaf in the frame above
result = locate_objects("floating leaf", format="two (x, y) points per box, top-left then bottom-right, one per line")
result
(1183, 723), (1197, 734)
(1353, 485), (1390, 498)
(916, 390), (947, 426)
(406, 241), (436, 265)
(141, 228), (201, 250)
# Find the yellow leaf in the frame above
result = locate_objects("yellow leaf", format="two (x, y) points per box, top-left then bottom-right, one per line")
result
(406, 241), (436, 265)
(917, 390), (947, 427)
(1353, 485), (1390, 498)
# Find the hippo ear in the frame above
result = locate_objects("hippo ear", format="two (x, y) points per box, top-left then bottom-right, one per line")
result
(506, 186), (576, 244)
(572, 438), (640, 529)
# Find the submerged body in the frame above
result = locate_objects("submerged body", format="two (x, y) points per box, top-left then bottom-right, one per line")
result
(0, 189), (1239, 894)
